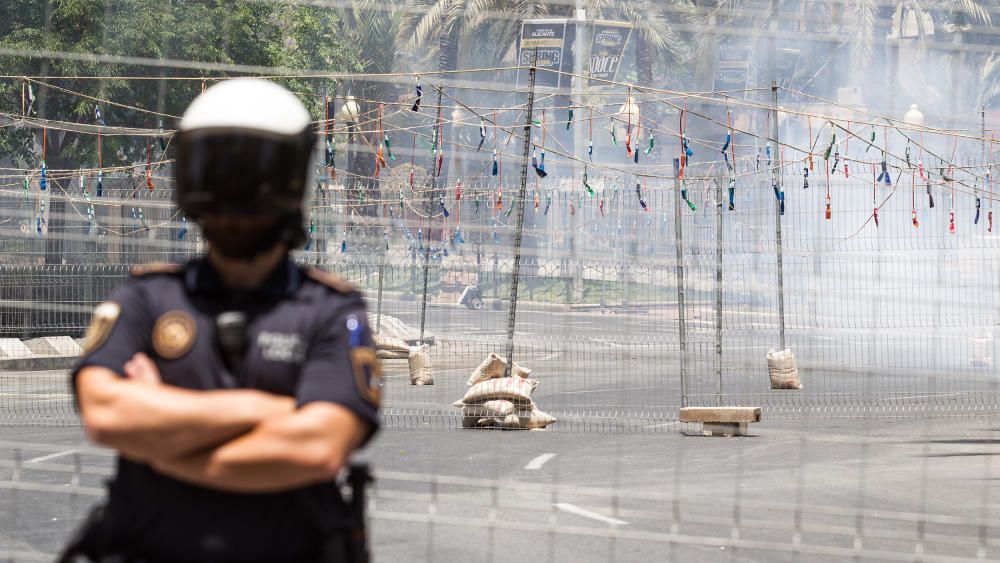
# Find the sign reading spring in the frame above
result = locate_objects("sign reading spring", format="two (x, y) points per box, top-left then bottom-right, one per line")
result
(589, 21), (633, 85)
(518, 19), (570, 90)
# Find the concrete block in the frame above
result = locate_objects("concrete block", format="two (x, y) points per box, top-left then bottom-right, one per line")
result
(0, 338), (33, 360)
(24, 336), (82, 357)
(679, 407), (761, 424)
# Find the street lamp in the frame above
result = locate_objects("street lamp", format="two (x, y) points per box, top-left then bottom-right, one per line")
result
(617, 96), (639, 121)
(904, 104), (925, 127)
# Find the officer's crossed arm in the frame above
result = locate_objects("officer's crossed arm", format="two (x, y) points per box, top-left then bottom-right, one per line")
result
(74, 285), (295, 462)
(148, 304), (379, 493)
(76, 361), (295, 462)
(148, 402), (369, 493)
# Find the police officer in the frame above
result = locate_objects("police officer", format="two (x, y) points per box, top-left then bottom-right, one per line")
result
(65, 78), (381, 562)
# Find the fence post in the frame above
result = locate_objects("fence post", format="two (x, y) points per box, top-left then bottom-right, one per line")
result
(418, 88), (445, 344)
(771, 81), (787, 351)
(504, 48), (538, 377)
(674, 159), (688, 408)
(715, 176), (724, 406)
(376, 228), (387, 334)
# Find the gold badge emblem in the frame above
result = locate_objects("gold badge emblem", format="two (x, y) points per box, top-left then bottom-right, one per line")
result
(351, 347), (383, 407)
(152, 311), (196, 360)
(83, 302), (122, 354)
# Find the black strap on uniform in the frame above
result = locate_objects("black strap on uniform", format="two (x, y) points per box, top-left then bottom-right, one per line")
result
(57, 504), (118, 563)
(215, 311), (249, 384)
(345, 463), (373, 563)
(313, 462), (373, 563)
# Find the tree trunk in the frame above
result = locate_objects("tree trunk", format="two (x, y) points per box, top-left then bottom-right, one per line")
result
(636, 33), (653, 88)
(437, 11), (460, 182)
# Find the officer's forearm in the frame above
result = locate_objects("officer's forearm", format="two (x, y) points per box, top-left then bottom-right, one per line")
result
(150, 402), (366, 493)
(77, 367), (295, 460)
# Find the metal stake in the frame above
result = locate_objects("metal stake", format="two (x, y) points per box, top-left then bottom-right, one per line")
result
(418, 88), (444, 344)
(771, 81), (786, 351)
(504, 49), (538, 377)
(715, 176), (724, 406)
(674, 158), (688, 407)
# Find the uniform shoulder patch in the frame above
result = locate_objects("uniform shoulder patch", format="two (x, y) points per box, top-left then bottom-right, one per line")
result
(130, 263), (182, 277)
(304, 268), (357, 294)
(83, 302), (121, 354)
(351, 346), (383, 407)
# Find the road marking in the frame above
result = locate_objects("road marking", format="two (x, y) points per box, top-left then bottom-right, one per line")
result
(524, 453), (556, 470)
(26, 448), (85, 464)
(555, 503), (628, 526)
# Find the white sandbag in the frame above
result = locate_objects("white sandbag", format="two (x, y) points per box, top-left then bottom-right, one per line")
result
(458, 400), (516, 418)
(373, 332), (410, 353)
(466, 352), (533, 386)
(376, 348), (409, 360)
(461, 377), (535, 405)
(462, 415), (493, 429)
(502, 406), (557, 430)
(460, 410), (504, 429)
(767, 348), (803, 390)
(408, 344), (433, 385)
(466, 353), (506, 386)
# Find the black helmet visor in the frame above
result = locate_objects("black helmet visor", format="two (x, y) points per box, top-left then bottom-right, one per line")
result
(175, 128), (315, 217)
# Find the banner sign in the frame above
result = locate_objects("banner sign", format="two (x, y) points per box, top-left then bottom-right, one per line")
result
(589, 21), (632, 85)
(713, 44), (751, 96)
(519, 19), (569, 90)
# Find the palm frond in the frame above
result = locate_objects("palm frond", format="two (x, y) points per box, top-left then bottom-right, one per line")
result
(980, 54), (1000, 107)
(850, 0), (876, 69)
(956, 0), (991, 25)
(397, 0), (449, 52)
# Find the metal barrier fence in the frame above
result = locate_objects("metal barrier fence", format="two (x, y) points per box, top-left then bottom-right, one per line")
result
(2, 157), (1000, 428)
(2, 419), (999, 561)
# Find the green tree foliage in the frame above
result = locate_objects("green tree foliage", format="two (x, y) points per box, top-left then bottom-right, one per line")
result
(0, 0), (360, 171)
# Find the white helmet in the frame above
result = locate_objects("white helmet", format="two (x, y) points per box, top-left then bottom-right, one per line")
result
(174, 78), (315, 220)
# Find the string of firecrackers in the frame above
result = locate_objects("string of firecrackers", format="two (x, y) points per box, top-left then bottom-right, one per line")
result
(9, 112), (976, 247)
(561, 69), (999, 148)
(11, 73), (978, 187)
(12, 71), (1000, 153)
(223, 148), (992, 225)
(782, 86), (1000, 144)
(8, 78), (999, 224)
(637, 86), (996, 190)
(820, 119), (993, 232)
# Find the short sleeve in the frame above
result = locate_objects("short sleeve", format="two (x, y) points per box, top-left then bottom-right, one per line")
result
(71, 282), (153, 396)
(296, 297), (380, 447)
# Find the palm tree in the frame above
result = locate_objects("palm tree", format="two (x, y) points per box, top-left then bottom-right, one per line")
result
(337, 0), (400, 217)
(581, 0), (687, 89)
(398, 1), (546, 73)
(980, 54), (1000, 109)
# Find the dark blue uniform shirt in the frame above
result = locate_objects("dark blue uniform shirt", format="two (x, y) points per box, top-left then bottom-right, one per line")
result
(72, 256), (380, 562)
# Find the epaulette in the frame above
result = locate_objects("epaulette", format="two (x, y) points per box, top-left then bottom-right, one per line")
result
(130, 263), (183, 277)
(304, 267), (357, 294)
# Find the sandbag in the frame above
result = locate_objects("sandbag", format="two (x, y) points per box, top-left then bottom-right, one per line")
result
(458, 400), (516, 418)
(461, 415), (495, 429)
(767, 348), (803, 390)
(373, 332), (410, 353)
(461, 377), (535, 405)
(466, 353), (533, 386)
(502, 406), (557, 430)
(408, 344), (433, 385)
(376, 348), (409, 360)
